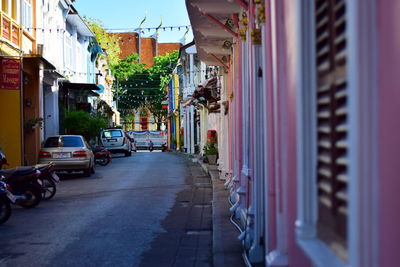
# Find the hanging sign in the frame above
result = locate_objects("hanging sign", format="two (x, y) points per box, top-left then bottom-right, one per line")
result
(0, 58), (21, 90)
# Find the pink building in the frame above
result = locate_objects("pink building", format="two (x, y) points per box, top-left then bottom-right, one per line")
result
(186, 0), (400, 266)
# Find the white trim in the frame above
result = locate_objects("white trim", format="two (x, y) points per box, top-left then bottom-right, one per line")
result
(297, 239), (346, 267)
(295, 0), (347, 266)
(267, 0), (288, 265)
(248, 39), (265, 263)
(261, 21), (270, 254)
(347, 0), (379, 266)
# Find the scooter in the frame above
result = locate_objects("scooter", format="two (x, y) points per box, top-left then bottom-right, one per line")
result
(0, 154), (43, 208)
(0, 181), (15, 224)
(161, 144), (167, 152)
(35, 163), (60, 200)
(92, 146), (112, 166)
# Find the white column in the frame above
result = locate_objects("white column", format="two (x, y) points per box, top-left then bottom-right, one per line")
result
(7, 0), (11, 16)
(185, 106), (190, 153)
(190, 105), (195, 154)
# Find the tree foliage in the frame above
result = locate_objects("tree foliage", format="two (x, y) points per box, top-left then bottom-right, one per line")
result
(85, 18), (121, 67)
(64, 111), (108, 142)
(113, 50), (179, 128)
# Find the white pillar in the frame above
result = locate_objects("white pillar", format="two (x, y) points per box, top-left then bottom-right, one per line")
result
(190, 105), (195, 154)
(185, 106), (190, 153)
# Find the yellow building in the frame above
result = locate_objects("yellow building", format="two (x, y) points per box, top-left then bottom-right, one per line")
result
(1, 0), (53, 167)
(0, 1), (24, 167)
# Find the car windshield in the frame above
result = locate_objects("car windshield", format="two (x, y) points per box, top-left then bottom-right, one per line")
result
(44, 136), (84, 148)
(103, 130), (123, 138)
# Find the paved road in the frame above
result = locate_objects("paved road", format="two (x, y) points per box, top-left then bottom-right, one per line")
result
(0, 152), (212, 267)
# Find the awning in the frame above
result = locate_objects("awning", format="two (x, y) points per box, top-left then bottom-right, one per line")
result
(95, 84), (105, 93)
(60, 82), (101, 91)
(201, 76), (218, 89)
(193, 76), (220, 102)
(23, 55), (56, 70)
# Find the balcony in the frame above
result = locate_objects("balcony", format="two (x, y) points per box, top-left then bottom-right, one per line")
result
(0, 11), (21, 48)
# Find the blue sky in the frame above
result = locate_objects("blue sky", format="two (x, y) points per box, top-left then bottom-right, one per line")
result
(74, 0), (193, 43)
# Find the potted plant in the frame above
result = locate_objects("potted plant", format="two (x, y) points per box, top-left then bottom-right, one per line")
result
(24, 117), (44, 133)
(203, 141), (218, 165)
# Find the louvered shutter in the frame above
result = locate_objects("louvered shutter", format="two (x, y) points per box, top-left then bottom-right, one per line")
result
(315, 0), (348, 258)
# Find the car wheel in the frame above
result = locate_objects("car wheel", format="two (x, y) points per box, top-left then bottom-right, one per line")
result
(124, 151), (131, 157)
(83, 167), (91, 177)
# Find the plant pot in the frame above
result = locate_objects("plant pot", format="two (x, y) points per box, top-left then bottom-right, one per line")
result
(206, 154), (217, 165)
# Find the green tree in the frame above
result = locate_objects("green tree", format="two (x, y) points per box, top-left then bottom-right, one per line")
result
(64, 111), (108, 143)
(85, 18), (121, 67)
(112, 50), (179, 129)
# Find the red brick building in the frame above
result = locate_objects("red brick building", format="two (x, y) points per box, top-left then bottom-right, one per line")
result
(111, 32), (182, 67)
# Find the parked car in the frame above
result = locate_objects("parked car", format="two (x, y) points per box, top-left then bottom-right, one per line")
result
(38, 135), (95, 177)
(100, 129), (132, 157)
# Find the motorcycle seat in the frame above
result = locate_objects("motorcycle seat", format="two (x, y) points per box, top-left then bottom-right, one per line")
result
(0, 166), (36, 179)
(92, 146), (106, 152)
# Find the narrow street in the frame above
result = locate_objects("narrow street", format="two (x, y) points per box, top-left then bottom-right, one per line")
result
(0, 152), (212, 267)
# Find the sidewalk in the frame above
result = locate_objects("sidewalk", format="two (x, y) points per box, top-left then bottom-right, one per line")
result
(193, 156), (245, 267)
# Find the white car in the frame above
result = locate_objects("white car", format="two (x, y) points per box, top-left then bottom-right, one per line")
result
(38, 135), (95, 177)
(100, 129), (132, 157)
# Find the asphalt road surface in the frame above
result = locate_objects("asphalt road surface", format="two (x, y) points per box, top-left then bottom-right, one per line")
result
(0, 151), (212, 267)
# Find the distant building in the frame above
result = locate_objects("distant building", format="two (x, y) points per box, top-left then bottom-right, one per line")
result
(109, 32), (181, 67)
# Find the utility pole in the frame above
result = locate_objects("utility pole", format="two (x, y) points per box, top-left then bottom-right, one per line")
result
(116, 78), (119, 110)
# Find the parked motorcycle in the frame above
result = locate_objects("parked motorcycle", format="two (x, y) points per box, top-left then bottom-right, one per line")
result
(161, 144), (167, 152)
(0, 154), (43, 208)
(92, 146), (112, 166)
(35, 163), (60, 200)
(0, 181), (15, 224)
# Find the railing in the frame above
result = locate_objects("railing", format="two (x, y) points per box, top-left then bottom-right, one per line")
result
(0, 11), (21, 47)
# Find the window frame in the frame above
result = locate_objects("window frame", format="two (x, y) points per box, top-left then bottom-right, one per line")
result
(22, 0), (32, 31)
(64, 33), (72, 69)
(295, 0), (379, 266)
(294, 0), (347, 266)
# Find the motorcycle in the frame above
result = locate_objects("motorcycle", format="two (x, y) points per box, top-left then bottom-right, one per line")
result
(92, 146), (112, 166)
(0, 181), (15, 224)
(0, 154), (43, 208)
(148, 141), (154, 152)
(161, 144), (167, 152)
(35, 163), (60, 200)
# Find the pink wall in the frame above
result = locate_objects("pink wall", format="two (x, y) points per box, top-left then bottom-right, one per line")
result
(264, 0), (278, 251)
(248, 1), (255, 210)
(235, 39), (243, 183)
(281, 1), (310, 265)
(378, 2), (400, 266)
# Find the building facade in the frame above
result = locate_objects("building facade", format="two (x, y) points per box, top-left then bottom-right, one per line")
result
(186, 0), (400, 266)
(0, 0), (109, 166)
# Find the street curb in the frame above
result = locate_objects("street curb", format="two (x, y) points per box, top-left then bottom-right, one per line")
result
(198, 159), (245, 267)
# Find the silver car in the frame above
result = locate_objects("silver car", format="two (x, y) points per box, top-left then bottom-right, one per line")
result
(38, 135), (95, 177)
(100, 129), (132, 156)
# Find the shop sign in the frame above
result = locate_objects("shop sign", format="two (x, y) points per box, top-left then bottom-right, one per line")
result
(0, 58), (21, 90)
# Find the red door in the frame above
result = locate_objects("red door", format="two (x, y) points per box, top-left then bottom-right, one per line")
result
(140, 117), (148, 130)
